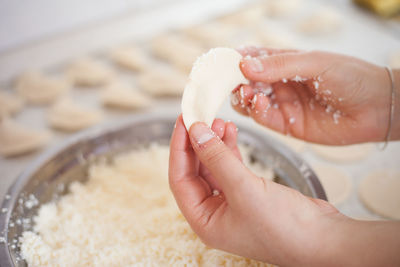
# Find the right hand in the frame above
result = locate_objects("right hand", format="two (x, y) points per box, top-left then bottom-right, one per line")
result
(232, 47), (393, 145)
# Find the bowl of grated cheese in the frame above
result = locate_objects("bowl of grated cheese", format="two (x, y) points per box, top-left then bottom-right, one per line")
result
(0, 113), (326, 267)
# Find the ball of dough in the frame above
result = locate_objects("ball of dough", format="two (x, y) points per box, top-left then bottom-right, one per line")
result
(137, 66), (187, 97)
(48, 99), (103, 132)
(67, 58), (115, 87)
(0, 91), (24, 117)
(151, 33), (206, 73)
(312, 164), (352, 206)
(359, 170), (400, 220)
(297, 7), (342, 35)
(181, 47), (247, 129)
(101, 82), (152, 110)
(311, 143), (373, 163)
(15, 71), (69, 104)
(110, 46), (151, 71)
(0, 118), (51, 157)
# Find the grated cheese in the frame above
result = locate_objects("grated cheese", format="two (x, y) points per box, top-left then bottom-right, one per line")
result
(21, 144), (274, 267)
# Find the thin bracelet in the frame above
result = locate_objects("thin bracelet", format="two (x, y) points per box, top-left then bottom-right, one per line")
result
(379, 67), (396, 150)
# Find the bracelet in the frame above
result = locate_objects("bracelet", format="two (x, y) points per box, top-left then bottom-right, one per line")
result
(380, 67), (396, 150)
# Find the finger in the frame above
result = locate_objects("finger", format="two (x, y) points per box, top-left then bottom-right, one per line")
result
(249, 93), (286, 134)
(199, 119), (226, 188)
(240, 51), (324, 83)
(223, 121), (242, 161)
(169, 115), (211, 214)
(230, 84), (255, 116)
(188, 122), (259, 201)
(211, 118), (225, 139)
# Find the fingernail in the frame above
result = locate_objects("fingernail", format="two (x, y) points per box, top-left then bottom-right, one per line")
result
(243, 56), (264, 73)
(191, 123), (215, 144)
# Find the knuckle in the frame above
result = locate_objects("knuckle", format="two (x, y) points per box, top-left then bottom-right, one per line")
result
(203, 144), (230, 168)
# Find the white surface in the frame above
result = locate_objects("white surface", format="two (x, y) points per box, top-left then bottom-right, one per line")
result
(1, 0), (400, 222)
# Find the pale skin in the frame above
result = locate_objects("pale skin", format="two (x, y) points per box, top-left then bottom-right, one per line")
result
(169, 48), (400, 266)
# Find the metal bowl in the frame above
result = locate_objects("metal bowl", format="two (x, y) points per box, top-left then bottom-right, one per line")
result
(0, 113), (326, 267)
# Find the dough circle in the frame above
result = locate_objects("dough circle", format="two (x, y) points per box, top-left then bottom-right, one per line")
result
(312, 164), (352, 206)
(359, 170), (400, 220)
(311, 143), (373, 163)
(181, 47), (247, 130)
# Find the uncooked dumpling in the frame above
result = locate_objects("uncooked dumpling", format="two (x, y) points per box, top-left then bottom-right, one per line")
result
(218, 4), (266, 26)
(48, 99), (102, 131)
(184, 23), (237, 48)
(110, 46), (151, 71)
(0, 91), (24, 117)
(151, 33), (206, 73)
(266, 0), (302, 17)
(311, 143), (373, 163)
(297, 7), (341, 35)
(312, 164), (352, 206)
(67, 58), (115, 87)
(359, 170), (400, 220)
(181, 47), (247, 130)
(0, 118), (51, 157)
(15, 71), (69, 104)
(101, 82), (152, 110)
(137, 66), (187, 97)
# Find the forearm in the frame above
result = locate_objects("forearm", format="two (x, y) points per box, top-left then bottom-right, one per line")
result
(317, 216), (400, 267)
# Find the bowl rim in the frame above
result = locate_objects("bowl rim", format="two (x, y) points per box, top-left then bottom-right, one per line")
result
(0, 112), (326, 266)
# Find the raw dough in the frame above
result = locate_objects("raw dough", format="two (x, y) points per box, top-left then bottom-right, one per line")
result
(181, 47), (247, 130)
(297, 7), (341, 35)
(137, 66), (187, 97)
(0, 118), (50, 157)
(110, 45), (151, 71)
(389, 51), (400, 68)
(255, 27), (295, 49)
(312, 164), (352, 206)
(67, 58), (115, 87)
(218, 4), (266, 26)
(311, 143), (373, 163)
(359, 170), (400, 220)
(101, 82), (152, 110)
(151, 34), (205, 73)
(15, 71), (69, 104)
(48, 99), (102, 131)
(0, 91), (24, 117)
(183, 22), (237, 48)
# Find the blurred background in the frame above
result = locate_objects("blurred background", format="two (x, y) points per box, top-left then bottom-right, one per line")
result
(0, 0), (400, 221)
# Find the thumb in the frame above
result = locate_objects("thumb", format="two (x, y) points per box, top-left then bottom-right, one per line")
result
(240, 51), (323, 83)
(188, 122), (259, 197)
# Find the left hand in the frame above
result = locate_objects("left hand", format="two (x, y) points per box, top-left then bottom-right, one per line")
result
(168, 115), (342, 266)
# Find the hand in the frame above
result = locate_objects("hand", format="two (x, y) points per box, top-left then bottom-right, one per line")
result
(169, 115), (400, 266)
(169, 115), (341, 266)
(232, 47), (396, 145)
